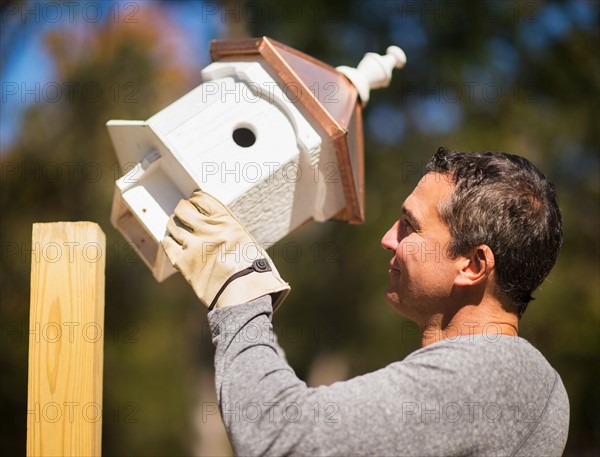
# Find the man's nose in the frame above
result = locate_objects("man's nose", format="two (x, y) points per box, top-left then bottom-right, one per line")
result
(381, 222), (399, 252)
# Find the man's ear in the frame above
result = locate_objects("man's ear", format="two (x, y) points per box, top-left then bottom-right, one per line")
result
(454, 245), (495, 287)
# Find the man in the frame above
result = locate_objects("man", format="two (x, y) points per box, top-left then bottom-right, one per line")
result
(163, 147), (569, 456)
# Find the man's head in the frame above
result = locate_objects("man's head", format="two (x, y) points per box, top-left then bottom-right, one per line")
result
(382, 147), (562, 320)
(426, 147), (563, 317)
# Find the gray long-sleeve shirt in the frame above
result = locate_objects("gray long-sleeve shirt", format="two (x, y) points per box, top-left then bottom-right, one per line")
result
(208, 296), (569, 456)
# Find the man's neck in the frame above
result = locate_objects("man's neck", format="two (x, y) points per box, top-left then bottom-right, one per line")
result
(419, 300), (519, 347)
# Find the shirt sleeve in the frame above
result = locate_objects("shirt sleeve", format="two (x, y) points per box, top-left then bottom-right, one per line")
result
(208, 295), (317, 455)
(208, 295), (423, 456)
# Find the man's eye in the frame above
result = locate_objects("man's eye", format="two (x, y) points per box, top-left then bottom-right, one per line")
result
(401, 218), (414, 233)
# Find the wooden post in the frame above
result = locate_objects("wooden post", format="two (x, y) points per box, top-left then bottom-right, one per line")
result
(27, 222), (106, 456)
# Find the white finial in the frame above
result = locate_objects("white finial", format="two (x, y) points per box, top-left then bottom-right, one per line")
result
(337, 46), (407, 106)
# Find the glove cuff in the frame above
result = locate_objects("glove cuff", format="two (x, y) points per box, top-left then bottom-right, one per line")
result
(212, 261), (290, 311)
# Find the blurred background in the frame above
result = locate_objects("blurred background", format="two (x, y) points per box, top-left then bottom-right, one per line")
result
(1, 0), (598, 455)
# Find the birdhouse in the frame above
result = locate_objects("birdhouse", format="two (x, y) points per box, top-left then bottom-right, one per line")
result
(108, 37), (406, 281)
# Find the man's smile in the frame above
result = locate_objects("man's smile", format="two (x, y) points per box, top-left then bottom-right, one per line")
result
(389, 260), (401, 272)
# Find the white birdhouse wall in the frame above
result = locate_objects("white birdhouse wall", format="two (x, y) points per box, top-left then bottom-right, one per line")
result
(147, 60), (345, 245)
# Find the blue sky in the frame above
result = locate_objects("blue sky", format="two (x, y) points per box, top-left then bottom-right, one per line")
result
(0, 0), (222, 152)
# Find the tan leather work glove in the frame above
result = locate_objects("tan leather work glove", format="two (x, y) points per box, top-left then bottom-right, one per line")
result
(162, 190), (290, 311)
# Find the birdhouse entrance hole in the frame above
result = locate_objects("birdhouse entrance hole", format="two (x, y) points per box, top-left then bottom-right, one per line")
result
(232, 126), (256, 148)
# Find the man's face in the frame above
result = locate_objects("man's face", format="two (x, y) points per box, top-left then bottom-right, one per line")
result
(381, 172), (459, 320)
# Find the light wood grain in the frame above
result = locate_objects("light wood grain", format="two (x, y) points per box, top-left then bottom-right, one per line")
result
(27, 222), (105, 457)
